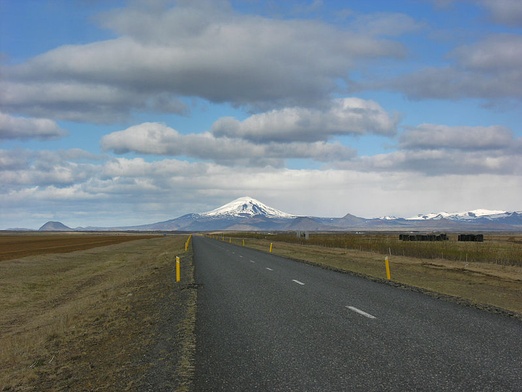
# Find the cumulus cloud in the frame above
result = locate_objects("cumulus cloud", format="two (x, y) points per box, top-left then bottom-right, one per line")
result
(429, 0), (522, 26)
(451, 34), (522, 72)
(2, 154), (521, 229)
(101, 122), (357, 166)
(349, 12), (424, 36)
(0, 149), (98, 188)
(212, 98), (398, 143)
(480, 0), (522, 26)
(0, 1), (407, 122)
(381, 34), (522, 101)
(399, 124), (515, 150)
(339, 123), (522, 176)
(0, 112), (67, 140)
(350, 149), (521, 176)
(1, 79), (188, 124)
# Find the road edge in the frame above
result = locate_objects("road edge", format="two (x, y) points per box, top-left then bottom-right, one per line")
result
(231, 240), (522, 321)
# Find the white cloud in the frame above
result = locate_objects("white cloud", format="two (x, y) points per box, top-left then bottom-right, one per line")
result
(349, 12), (424, 36)
(2, 155), (521, 228)
(381, 34), (522, 101)
(327, 123), (522, 176)
(1, 0), (521, 230)
(428, 0), (522, 26)
(399, 124), (515, 150)
(1, 79), (188, 123)
(0, 112), (67, 140)
(344, 143), (521, 176)
(101, 122), (357, 166)
(0, 149), (97, 186)
(451, 34), (522, 72)
(0, 1), (406, 122)
(212, 98), (398, 143)
(480, 0), (522, 26)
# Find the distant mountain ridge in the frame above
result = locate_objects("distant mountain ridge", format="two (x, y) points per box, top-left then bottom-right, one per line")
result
(34, 197), (521, 232)
(407, 209), (513, 221)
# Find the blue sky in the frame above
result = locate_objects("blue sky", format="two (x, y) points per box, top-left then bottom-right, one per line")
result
(1, 0), (521, 229)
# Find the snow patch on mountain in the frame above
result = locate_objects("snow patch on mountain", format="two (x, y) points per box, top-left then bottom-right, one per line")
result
(202, 196), (296, 219)
(407, 209), (509, 221)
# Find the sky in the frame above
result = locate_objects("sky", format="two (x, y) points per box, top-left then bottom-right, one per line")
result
(1, 0), (521, 229)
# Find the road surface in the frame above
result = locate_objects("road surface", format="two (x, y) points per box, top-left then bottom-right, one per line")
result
(193, 236), (522, 391)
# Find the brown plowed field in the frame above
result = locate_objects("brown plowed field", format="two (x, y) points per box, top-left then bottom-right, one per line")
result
(0, 233), (161, 261)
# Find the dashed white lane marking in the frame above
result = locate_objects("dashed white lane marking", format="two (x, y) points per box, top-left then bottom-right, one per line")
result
(292, 279), (305, 286)
(266, 267), (273, 271)
(250, 260), (255, 263)
(346, 306), (377, 319)
(239, 255), (244, 258)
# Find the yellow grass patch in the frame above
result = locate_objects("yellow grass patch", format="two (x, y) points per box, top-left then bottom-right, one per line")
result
(0, 234), (190, 390)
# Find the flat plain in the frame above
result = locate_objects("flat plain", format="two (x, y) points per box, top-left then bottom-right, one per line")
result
(1, 231), (520, 390)
(0, 232), (194, 391)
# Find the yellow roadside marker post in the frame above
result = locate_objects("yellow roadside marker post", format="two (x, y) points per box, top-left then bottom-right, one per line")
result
(269, 243), (273, 253)
(242, 239), (245, 246)
(385, 256), (391, 280)
(176, 256), (181, 282)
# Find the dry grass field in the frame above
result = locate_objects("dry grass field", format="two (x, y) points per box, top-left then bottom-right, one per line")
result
(0, 233), (194, 391)
(221, 233), (522, 316)
(1, 231), (520, 390)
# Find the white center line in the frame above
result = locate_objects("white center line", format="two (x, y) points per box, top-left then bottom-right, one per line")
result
(292, 279), (305, 286)
(346, 306), (377, 319)
(266, 267), (273, 271)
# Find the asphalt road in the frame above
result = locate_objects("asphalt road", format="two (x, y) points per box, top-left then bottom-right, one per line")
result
(193, 236), (522, 391)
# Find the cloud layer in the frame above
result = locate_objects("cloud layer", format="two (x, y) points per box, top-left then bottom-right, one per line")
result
(2, 148), (521, 229)
(212, 98), (398, 143)
(0, 1), (408, 123)
(380, 34), (522, 102)
(1, 0), (521, 229)
(101, 122), (357, 167)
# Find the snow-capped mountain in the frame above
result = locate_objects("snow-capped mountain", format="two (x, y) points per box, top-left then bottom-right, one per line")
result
(407, 209), (516, 221)
(135, 201), (521, 231)
(32, 197), (522, 232)
(125, 196), (297, 231)
(202, 197), (295, 219)
(379, 216), (399, 221)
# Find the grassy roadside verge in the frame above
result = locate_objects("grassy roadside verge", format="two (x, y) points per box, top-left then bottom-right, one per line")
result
(0, 235), (196, 391)
(219, 236), (522, 317)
